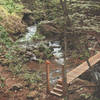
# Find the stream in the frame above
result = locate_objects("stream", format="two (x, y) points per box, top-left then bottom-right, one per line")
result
(17, 25), (66, 84)
(18, 24), (100, 85)
(19, 25), (37, 42)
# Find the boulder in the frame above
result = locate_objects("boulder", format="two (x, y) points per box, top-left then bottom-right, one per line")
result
(22, 9), (35, 26)
(37, 21), (61, 39)
(1, 15), (26, 34)
(9, 83), (23, 91)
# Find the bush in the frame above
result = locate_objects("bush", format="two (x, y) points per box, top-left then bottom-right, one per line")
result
(0, 25), (12, 47)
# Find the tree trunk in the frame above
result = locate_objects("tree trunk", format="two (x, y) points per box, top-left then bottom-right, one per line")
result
(60, 0), (71, 100)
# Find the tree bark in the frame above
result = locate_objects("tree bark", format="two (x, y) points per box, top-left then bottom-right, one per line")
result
(60, 0), (71, 100)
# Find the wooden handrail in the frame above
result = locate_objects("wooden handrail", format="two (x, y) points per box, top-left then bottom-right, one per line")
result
(46, 60), (51, 94)
(58, 52), (100, 84)
(50, 52), (100, 97)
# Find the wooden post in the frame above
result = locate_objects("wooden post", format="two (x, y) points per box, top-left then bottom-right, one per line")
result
(46, 60), (50, 94)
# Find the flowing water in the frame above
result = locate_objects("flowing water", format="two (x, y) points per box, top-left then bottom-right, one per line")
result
(49, 41), (64, 65)
(18, 24), (100, 85)
(18, 25), (65, 84)
(19, 25), (37, 42)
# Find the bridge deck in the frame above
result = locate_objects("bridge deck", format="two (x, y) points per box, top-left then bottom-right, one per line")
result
(59, 52), (100, 84)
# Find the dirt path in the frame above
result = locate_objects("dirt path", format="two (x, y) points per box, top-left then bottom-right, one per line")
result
(0, 66), (29, 100)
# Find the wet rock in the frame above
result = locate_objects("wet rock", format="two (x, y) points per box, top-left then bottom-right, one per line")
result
(10, 83), (23, 91)
(26, 47), (34, 51)
(30, 56), (37, 61)
(22, 9), (35, 26)
(27, 91), (38, 100)
(25, 51), (37, 61)
(26, 51), (33, 56)
(17, 40), (53, 62)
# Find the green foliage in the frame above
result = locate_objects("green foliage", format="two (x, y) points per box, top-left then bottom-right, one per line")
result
(0, 28), (26, 74)
(38, 43), (53, 59)
(0, 0), (24, 14)
(5, 47), (28, 75)
(0, 25), (12, 47)
(24, 72), (42, 84)
(0, 83), (5, 88)
(32, 33), (45, 41)
(80, 93), (91, 99)
(9, 63), (23, 75)
(27, 0), (62, 22)
(0, 76), (5, 88)
(43, 47), (53, 59)
(38, 59), (44, 64)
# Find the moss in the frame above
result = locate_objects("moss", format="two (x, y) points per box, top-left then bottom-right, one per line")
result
(0, 6), (8, 19)
(0, 5), (26, 39)
(0, 0), (24, 14)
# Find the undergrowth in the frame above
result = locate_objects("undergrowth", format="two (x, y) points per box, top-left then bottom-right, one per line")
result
(0, 0), (24, 14)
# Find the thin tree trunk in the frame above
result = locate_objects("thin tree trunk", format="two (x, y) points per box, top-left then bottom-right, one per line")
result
(63, 35), (69, 100)
(60, 0), (71, 100)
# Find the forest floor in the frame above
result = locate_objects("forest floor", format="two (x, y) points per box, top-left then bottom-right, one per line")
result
(0, 57), (98, 100)
(1, 0), (100, 100)
(0, 33), (100, 100)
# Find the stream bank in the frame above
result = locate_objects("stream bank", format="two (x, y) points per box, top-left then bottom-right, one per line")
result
(1, 0), (100, 99)
(0, 21), (100, 100)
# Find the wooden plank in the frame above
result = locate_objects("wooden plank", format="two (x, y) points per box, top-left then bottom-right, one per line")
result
(58, 52), (100, 84)
(53, 88), (63, 93)
(89, 52), (100, 66)
(50, 91), (63, 97)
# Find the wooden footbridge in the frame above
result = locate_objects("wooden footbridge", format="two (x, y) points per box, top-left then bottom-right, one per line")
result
(46, 52), (100, 97)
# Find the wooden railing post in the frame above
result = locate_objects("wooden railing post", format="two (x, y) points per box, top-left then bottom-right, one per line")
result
(46, 60), (50, 94)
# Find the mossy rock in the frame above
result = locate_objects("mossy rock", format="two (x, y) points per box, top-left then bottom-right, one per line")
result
(37, 21), (61, 39)
(0, 6), (27, 39)
(0, 6), (8, 19)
